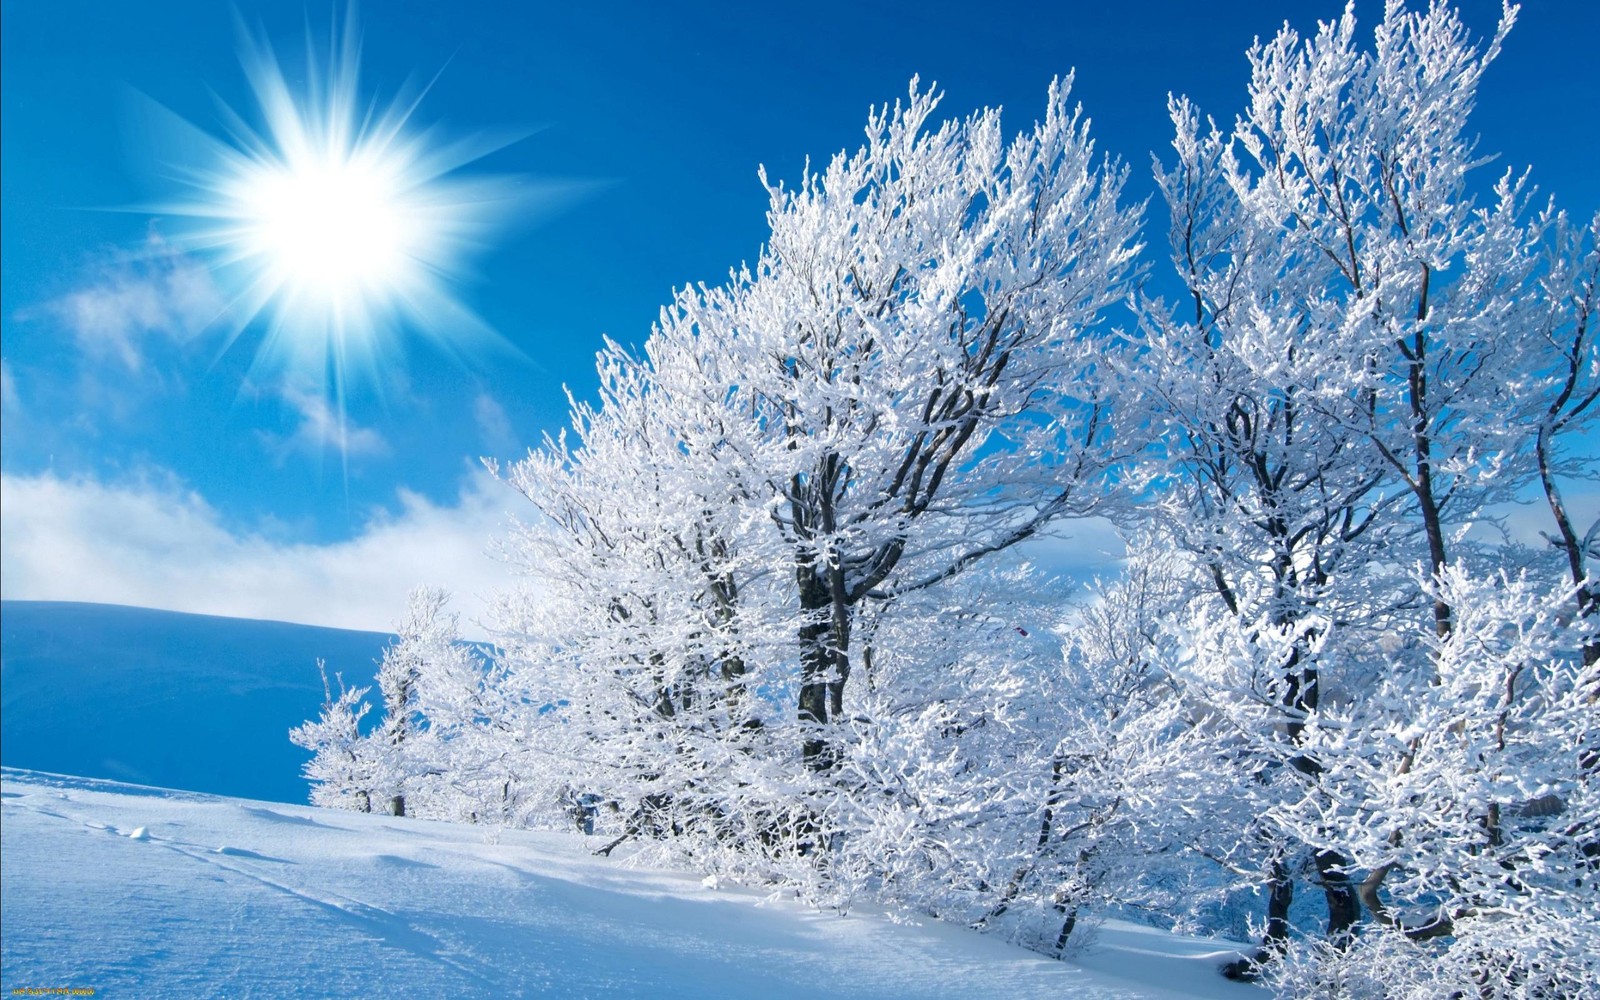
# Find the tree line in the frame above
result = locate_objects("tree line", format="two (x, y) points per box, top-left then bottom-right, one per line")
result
(294, 4), (1598, 995)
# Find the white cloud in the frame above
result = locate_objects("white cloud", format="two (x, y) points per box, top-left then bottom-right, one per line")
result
(0, 468), (522, 639)
(1008, 516), (1129, 590)
(40, 233), (223, 371)
(1475, 480), (1600, 559)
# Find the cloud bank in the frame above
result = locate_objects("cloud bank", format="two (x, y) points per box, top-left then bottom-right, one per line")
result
(0, 469), (522, 638)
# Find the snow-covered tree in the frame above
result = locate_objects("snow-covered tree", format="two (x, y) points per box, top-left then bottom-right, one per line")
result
(1214, 0), (1578, 629)
(366, 587), (497, 819)
(638, 78), (1142, 768)
(1261, 567), (1600, 997)
(481, 76), (1142, 857)
(1139, 0), (1600, 978)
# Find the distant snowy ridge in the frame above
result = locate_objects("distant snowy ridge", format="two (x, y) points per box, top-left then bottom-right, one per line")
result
(0, 601), (392, 803)
(0, 768), (1257, 999)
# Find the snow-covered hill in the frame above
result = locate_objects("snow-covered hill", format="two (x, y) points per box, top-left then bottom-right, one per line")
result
(0, 601), (392, 804)
(1, 769), (1258, 999)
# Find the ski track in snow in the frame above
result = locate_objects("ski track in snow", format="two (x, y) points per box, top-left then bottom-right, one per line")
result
(1, 769), (1259, 999)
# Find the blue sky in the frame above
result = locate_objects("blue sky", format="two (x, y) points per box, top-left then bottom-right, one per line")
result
(2, 1), (1596, 631)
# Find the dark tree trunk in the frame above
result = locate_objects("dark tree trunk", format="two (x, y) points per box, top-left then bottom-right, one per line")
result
(1054, 907), (1078, 953)
(1266, 865), (1293, 949)
(1402, 322), (1454, 638)
(1413, 457), (1453, 636)
(1222, 858), (1293, 980)
(1284, 664), (1361, 942)
(1314, 849), (1360, 940)
(1538, 425), (1599, 666)
(796, 563), (848, 770)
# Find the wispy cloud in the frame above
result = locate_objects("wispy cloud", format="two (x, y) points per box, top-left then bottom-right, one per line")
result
(472, 391), (516, 458)
(1476, 484), (1600, 560)
(0, 468), (519, 638)
(258, 384), (389, 460)
(40, 232), (223, 371)
(0, 359), (18, 415)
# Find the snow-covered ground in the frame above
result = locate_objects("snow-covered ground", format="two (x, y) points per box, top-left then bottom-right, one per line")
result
(0, 602), (1261, 997)
(2, 768), (1259, 999)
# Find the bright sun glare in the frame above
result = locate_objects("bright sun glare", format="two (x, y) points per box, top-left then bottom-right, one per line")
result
(149, 13), (526, 398)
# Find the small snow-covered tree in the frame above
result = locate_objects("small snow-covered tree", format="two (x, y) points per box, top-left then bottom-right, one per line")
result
(290, 661), (374, 812)
(292, 589), (499, 822)
(809, 564), (1068, 919)
(365, 586), (493, 819)
(970, 548), (1233, 952)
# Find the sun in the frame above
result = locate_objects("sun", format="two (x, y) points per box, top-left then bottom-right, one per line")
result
(150, 13), (525, 396)
(241, 148), (412, 304)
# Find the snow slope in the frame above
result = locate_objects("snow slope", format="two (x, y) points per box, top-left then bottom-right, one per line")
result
(1, 768), (1259, 999)
(0, 601), (392, 803)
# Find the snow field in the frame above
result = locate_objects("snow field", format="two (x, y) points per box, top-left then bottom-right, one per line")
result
(1, 769), (1257, 999)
